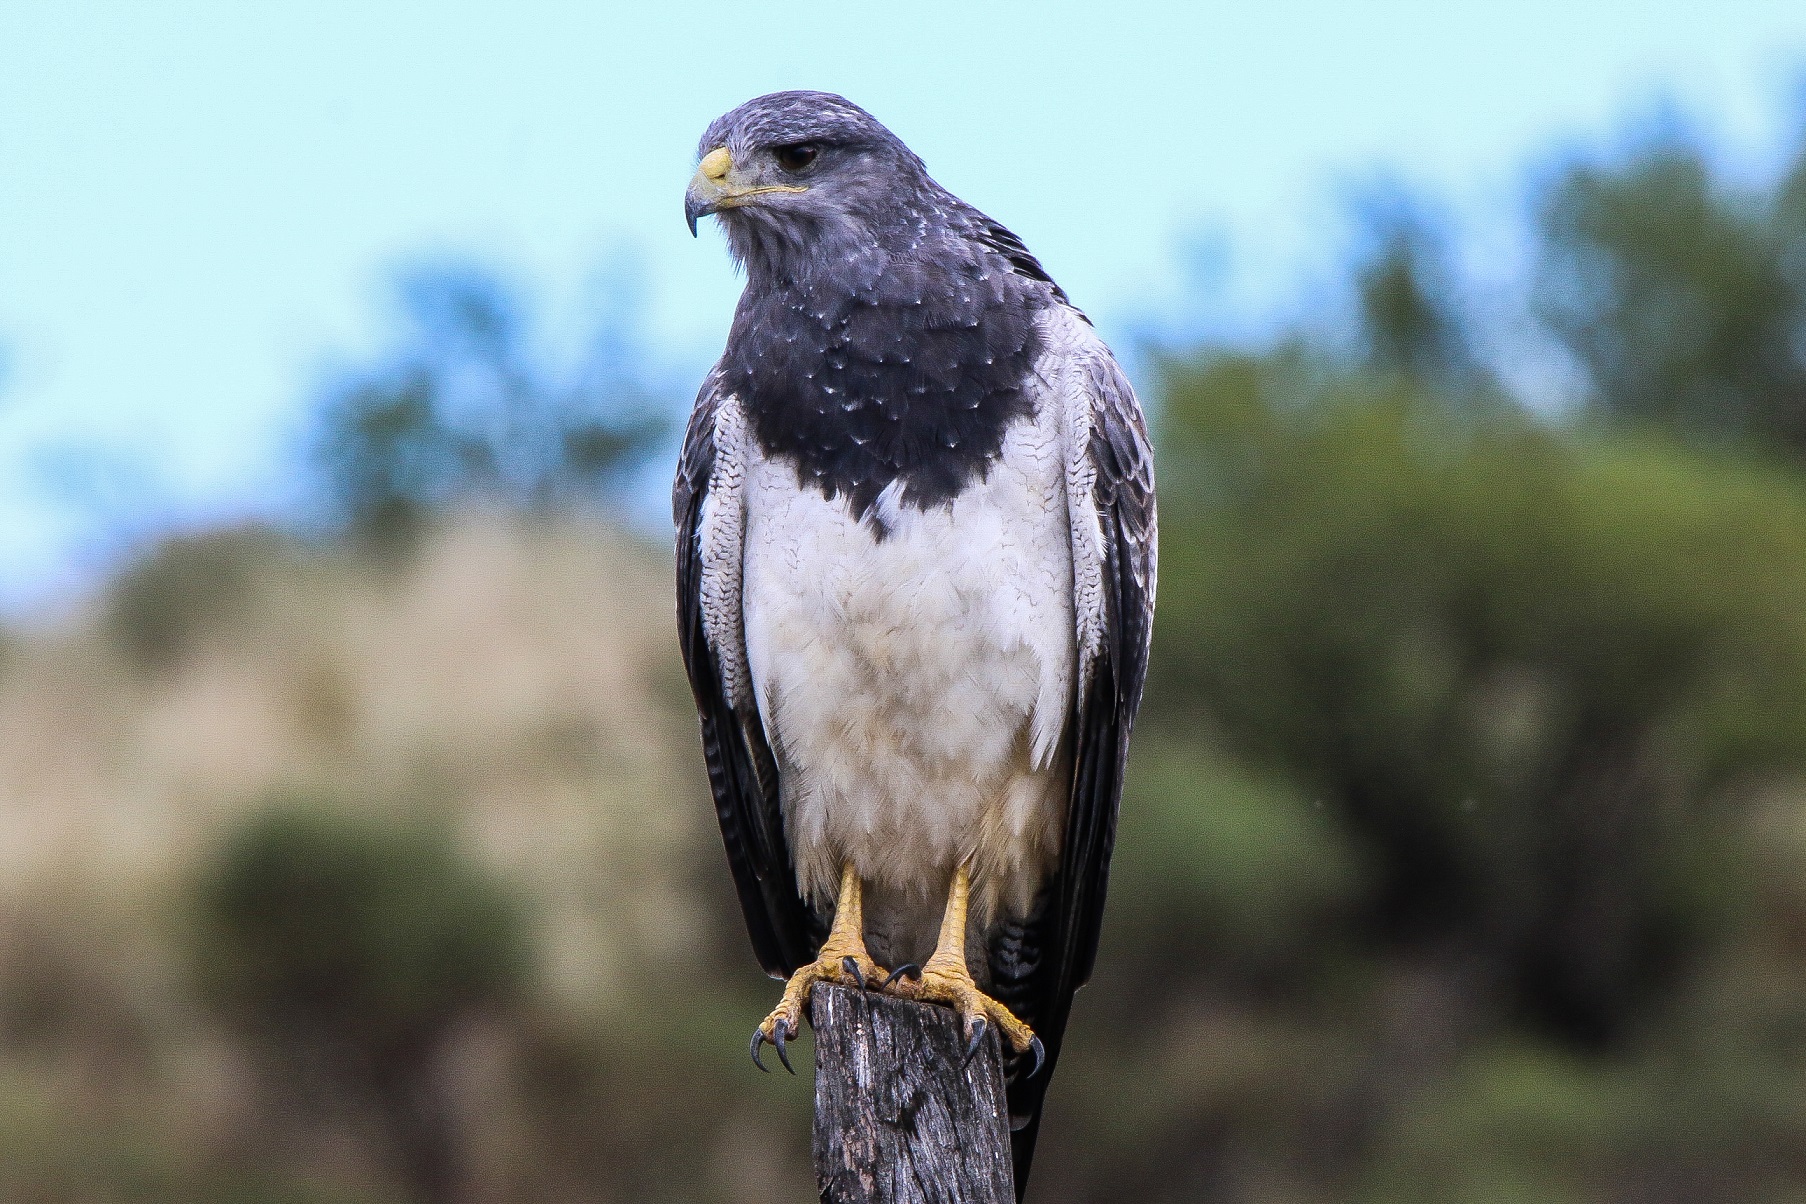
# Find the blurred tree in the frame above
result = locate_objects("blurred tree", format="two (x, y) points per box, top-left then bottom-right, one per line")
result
(1535, 128), (1806, 455)
(192, 803), (530, 1202)
(310, 264), (669, 549)
(1346, 192), (1489, 394)
(103, 526), (286, 673)
(1148, 351), (1806, 1049)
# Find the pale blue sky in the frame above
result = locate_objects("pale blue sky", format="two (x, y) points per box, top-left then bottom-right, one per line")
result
(2, 2), (1804, 610)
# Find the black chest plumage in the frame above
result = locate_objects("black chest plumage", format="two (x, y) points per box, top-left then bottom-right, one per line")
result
(722, 242), (1048, 529)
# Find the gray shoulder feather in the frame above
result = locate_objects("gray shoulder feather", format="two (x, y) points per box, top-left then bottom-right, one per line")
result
(1052, 311), (1157, 696)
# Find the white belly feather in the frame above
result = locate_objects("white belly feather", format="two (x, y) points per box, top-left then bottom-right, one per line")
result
(741, 393), (1075, 943)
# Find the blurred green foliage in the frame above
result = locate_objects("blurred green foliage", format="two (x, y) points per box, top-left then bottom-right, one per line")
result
(1536, 127), (1806, 458)
(1156, 351), (1806, 1036)
(1346, 194), (1491, 397)
(194, 803), (528, 1057)
(193, 802), (530, 1201)
(103, 526), (290, 673)
(310, 266), (668, 550)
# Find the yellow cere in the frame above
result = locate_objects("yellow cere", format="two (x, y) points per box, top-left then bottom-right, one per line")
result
(699, 147), (732, 181)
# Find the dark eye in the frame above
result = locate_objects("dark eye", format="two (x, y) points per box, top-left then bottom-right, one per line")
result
(774, 143), (820, 173)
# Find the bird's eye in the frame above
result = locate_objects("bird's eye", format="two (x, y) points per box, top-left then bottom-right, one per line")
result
(775, 143), (820, 173)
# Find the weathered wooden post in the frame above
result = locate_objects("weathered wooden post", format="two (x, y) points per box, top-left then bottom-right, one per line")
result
(811, 984), (1016, 1204)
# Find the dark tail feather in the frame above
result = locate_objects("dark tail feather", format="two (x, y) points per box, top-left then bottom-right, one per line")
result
(1004, 1029), (1063, 1201)
(1010, 1106), (1046, 1202)
(999, 661), (1128, 1199)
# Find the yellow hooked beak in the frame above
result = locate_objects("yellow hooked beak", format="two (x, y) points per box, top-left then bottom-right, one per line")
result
(685, 146), (807, 236)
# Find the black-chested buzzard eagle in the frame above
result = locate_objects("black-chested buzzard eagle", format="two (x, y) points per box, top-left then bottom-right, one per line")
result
(675, 90), (1156, 1196)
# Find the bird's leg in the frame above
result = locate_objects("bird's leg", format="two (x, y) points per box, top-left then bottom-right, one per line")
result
(892, 864), (1043, 1068)
(751, 861), (887, 1073)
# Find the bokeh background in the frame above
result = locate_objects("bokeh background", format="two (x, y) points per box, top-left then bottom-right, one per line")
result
(6, 3), (1806, 1201)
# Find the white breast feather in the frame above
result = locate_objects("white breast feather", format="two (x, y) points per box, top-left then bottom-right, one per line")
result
(737, 345), (1079, 923)
(703, 304), (1130, 950)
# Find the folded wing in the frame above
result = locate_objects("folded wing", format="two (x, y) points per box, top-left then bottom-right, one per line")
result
(674, 367), (820, 979)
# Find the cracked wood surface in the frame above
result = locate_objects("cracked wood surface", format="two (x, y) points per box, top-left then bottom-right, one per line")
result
(812, 984), (1015, 1204)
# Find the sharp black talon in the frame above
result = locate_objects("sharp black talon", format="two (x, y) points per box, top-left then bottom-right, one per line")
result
(1026, 1035), (1046, 1079)
(963, 1017), (988, 1066)
(774, 1023), (796, 1075)
(750, 1028), (770, 1072)
(881, 964), (920, 989)
(842, 956), (866, 990)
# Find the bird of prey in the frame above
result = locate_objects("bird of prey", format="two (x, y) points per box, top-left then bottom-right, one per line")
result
(675, 91), (1156, 1192)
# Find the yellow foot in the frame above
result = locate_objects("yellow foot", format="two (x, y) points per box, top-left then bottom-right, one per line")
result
(891, 958), (1045, 1075)
(750, 947), (888, 1073)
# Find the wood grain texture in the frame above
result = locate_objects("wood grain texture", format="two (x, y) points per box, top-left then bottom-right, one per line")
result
(812, 985), (1016, 1204)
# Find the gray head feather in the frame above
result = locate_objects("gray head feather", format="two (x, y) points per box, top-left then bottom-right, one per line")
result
(692, 91), (949, 284)
(691, 92), (1071, 524)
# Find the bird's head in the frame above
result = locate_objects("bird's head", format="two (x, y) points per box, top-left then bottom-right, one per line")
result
(686, 91), (931, 279)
